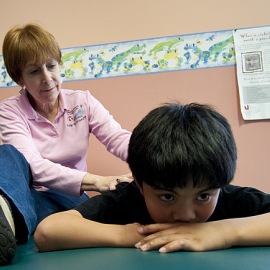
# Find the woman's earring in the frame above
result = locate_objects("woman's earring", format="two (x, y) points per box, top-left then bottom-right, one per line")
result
(19, 88), (26, 95)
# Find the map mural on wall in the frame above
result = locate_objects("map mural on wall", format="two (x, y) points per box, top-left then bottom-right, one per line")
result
(0, 29), (235, 88)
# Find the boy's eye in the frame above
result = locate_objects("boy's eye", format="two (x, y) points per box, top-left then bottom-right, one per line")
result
(197, 193), (210, 201)
(160, 194), (174, 202)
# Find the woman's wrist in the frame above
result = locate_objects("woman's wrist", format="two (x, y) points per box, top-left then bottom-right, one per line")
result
(81, 173), (99, 191)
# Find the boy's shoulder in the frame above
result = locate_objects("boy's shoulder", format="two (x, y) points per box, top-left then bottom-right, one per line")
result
(221, 184), (269, 198)
(209, 184), (270, 221)
(75, 182), (153, 225)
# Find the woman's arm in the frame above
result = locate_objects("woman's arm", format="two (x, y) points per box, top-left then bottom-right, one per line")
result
(0, 91), (132, 196)
(34, 210), (143, 252)
(81, 173), (133, 192)
(85, 90), (131, 161)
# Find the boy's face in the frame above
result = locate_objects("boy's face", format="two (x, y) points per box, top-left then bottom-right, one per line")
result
(136, 180), (220, 223)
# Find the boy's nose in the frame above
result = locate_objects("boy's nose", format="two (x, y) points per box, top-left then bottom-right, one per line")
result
(172, 207), (196, 222)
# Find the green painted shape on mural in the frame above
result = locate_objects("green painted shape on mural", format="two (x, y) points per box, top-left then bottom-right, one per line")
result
(208, 36), (234, 62)
(112, 44), (146, 71)
(149, 37), (184, 58)
(62, 48), (89, 63)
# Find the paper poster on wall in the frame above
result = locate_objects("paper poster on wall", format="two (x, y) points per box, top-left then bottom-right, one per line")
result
(233, 26), (270, 120)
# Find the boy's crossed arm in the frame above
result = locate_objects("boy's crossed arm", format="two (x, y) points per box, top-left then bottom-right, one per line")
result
(34, 210), (143, 252)
(35, 210), (270, 253)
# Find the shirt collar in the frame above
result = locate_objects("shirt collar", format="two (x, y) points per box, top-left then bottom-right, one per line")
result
(19, 89), (66, 120)
(58, 89), (67, 112)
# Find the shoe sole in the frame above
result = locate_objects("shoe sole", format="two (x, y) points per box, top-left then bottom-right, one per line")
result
(0, 207), (16, 265)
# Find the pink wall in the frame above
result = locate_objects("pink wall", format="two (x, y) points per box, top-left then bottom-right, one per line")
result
(1, 0), (270, 192)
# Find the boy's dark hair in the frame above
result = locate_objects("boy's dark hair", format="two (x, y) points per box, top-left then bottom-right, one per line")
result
(127, 103), (237, 190)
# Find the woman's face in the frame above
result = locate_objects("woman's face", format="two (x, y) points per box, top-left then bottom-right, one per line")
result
(20, 58), (62, 110)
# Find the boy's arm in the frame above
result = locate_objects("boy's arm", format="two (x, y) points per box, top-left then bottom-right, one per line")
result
(34, 210), (143, 252)
(135, 213), (270, 253)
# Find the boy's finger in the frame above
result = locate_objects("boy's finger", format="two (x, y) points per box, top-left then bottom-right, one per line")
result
(137, 223), (174, 234)
(138, 235), (174, 251)
(159, 239), (187, 253)
(135, 231), (167, 248)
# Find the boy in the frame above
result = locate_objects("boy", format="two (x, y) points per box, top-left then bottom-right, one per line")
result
(34, 103), (270, 253)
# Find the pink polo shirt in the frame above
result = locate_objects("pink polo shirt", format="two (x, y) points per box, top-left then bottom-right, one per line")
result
(0, 89), (131, 197)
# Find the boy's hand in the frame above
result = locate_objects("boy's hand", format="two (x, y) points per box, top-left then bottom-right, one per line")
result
(117, 223), (146, 247)
(135, 221), (235, 253)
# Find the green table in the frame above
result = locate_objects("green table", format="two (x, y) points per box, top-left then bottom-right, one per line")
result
(5, 238), (270, 270)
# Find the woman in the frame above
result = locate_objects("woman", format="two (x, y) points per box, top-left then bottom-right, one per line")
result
(0, 23), (132, 265)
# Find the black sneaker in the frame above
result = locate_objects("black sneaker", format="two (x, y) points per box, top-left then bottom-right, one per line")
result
(0, 199), (16, 265)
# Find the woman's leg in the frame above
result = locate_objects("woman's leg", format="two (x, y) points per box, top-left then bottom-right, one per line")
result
(0, 144), (36, 237)
(0, 145), (89, 240)
(0, 144), (34, 264)
(0, 144), (89, 264)
(30, 189), (89, 230)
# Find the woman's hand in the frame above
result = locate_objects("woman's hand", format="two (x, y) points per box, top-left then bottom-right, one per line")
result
(135, 220), (236, 253)
(81, 173), (133, 192)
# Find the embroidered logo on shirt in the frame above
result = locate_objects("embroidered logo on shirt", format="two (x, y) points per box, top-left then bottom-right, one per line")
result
(74, 105), (84, 120)
(67, 115), (73, 121)
(66, 105), (86, 127)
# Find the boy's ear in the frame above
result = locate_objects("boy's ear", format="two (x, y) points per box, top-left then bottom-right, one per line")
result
(134, 177), (144, 195)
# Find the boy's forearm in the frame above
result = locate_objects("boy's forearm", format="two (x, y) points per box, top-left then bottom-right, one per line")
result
(34, 210), (142, 252)
(227, 213), (270, 247)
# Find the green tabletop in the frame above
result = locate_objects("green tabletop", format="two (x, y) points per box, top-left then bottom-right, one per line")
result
(4, 237), (270, 270)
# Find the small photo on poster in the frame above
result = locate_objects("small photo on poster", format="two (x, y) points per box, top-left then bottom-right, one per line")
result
(241, 51), (263, 73)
